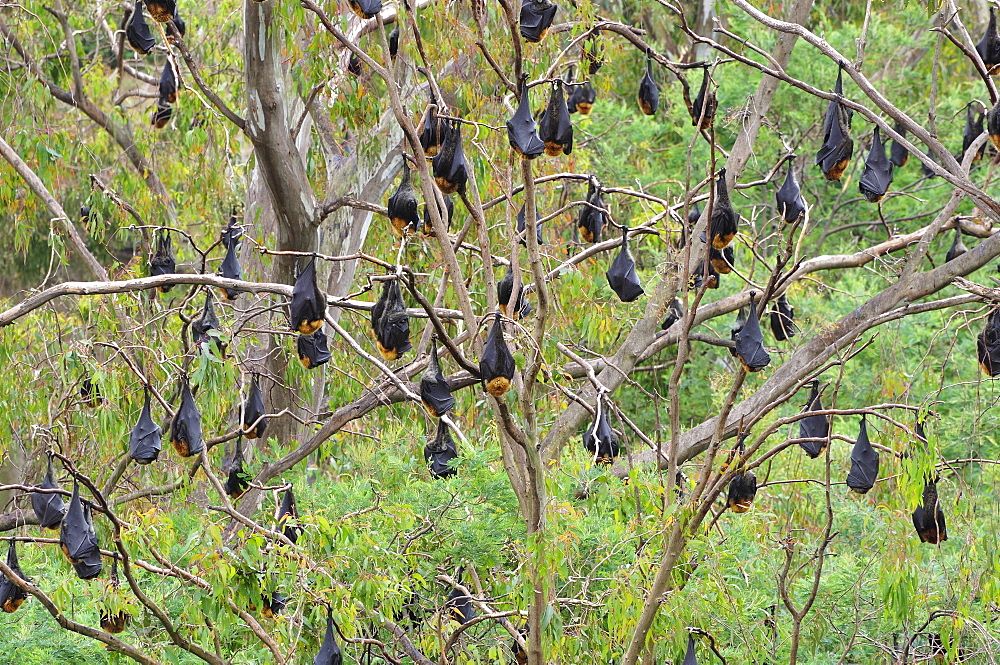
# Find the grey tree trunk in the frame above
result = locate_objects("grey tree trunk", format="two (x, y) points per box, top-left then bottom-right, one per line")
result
(241, 0), (406, 450)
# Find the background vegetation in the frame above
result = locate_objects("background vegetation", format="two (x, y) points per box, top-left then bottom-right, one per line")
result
(3, 0), (1000, 663)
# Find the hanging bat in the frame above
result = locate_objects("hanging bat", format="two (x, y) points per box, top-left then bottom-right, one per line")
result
(889, 122), (909, 167)
(538, 79), (573, 156)
(31, 455), (66, 529)
(170, 378), (204, 457)
(313, 610), (343, 665)
(125, 0), (156, 55)
(946, 228), (968, 262)
(775, 164), (806, 223)
(479, 314), (515, 397)
(912, 480), (948, 544)
(423, 194), (453, 235)
(290, 256), (327, 335)
(432, 120), (469, 195)
(347, 0), (382, 19)
(815, 68), (854, 181)
(583, 400), (620, 465)
(424, 419), (459, 479)
(605, 229), (644, 302)
(708, 168), (738, 249)
(977, 308), (1000, 376)
(242, 374), (267, 439)
(516, 203), (542, 247)
(506, 76), (546, 159)
(977, 7), (1000, 75)
(276, 488), (300, 544)
(420, 342), (455, 417)
(145, 0), (176, 22)
(858, 126), (893, 203)
(129, 389), (162, 465)
(661, 297), (683, 331)
(498, 267), (532, 320)
(223, 441), (251, 500)
(519, 0), (557, 43)
(846, 416), (879, 494)
(770, 294), (795, 342)
(387, 160), (420, 236)
(370, 279), (412, 361)
(149, 230), (176, 292)
(0, 539), (29, 613)
(577, 179), (606, 243)
(637, 55), (659, 116)
(798, 381), (828, 458)
(297, 330), (332, 369)
(733, 293), (771, 372)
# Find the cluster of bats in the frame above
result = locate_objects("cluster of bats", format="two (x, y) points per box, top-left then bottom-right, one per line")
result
(2, 455), (301, 629)
(8, 1), (980, 658)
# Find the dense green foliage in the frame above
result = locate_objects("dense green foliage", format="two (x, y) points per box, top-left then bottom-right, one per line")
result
(3, 0), (1000, 663)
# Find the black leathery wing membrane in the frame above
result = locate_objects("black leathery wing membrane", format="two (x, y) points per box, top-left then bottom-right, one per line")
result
(159, 60), (177, 104)
(519, 0), (557, 43)
(977, 7), (1000, 75)
(145, 0), (175, 22)
(31, 456), (66, 529)
(977, 308), (1000, 376)
(126, 0), (156, 55)
(129, 389), (162, 465)
(60, 481), (101, 575)
(419, 100), (450, 157)
(290, 256), (326, 335)
(480, 314), (516, 397)
(567, 79), (596, 115)
(165, 9), (185, 40)
(192, 291), (220, 347)
(799, 381), (829, 458)
(432, 120), (469, 194)
(71, 504), (103, 580)
(729, 307), (747, 358)
(1, 539), (29, 613)
(347, 0), (381, 19)
(661, 297), (683, 331)
(583, 401), (620, 465)
(81, 376), (103, 407)
(223, 441), (250, 500)
(539, 79), (573, 156)
(388, 28), (399, 58)
(734, 293), (771, 372)
(506, 77), (546, 159)
(424, 420), (459, 479)
(637, 55), (659, 116)
(890, 122), (909, 167)
(170, 378), (204, 458)
(219, 215), (242, 300)
(846, 416), (879, 494)
(709, 246), (734, 275)
(682, 635), (699, 665)
(298, 330), (331, 369)
(606, 229), (644, 302)
(989, 101), (1000, 151)
(276, 488), (300, 544)
(912, 480), (948, 544)
(313, 610), (343, 665)
(775, 165), (806, 223)
(709, 168), (738, 249)
(420, 342), (455, 417)
(151, 100), (172, 129)
(770, 294), (795, 341)
(815, 68), (854, 181)
(690, 67), (716, 128)
(387, 161), (420, 236)
(963, 106), (986, 162)
(423, 194), (453, 235)
(726, 443), (757, 513)
(946, 228), (968, 262)
(261, 590), (287, 618)
(517, 204), (542, 246)
(446, 570), (475, 624)
(242, 375), (267, 439)
(371, 279), (412, 361)
(498, 267), (531, 320)
(577, 180), (606, 243)
(150, 230), (176, 291)
(859, 127), (893, 203)
(691, 260), (720, 290)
